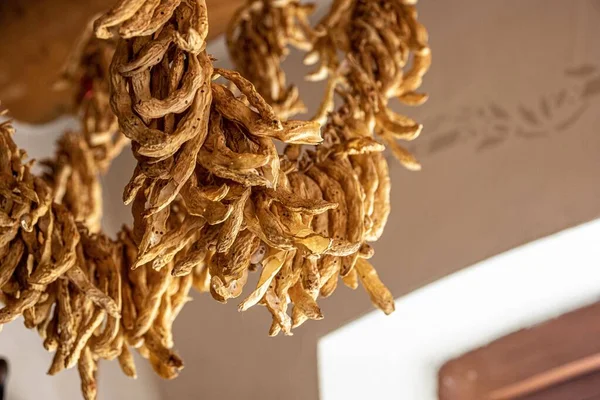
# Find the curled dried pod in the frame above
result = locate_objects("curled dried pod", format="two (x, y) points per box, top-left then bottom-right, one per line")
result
(226, 0), (316, 119)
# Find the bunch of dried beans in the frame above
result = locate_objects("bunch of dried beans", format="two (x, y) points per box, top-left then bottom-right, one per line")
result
(222, 0), (431, 331)
(307, 0), (431, 167)
(0, 34), (197, 400)
(0, 120), (119, 400)
(95, 0), (333, 315)
(87, 0), (429, 338)
(0, 0), (430, 397)
(226, 0), (316, 120)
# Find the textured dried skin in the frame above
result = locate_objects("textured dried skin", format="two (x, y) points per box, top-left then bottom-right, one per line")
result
(254, 136), (280, 188)
(172, 224), (218, 276)
(121, 272), (137, 331)
(264, 187), (337, 215)
(376, 107), (422, 140)
(118, 343), (138, 378)
(216, 229), (257, 286)
(154, 290), (173, 346)
(181, 180), (233, 224)
(216, 188), (250, 254)
(65, 307), (106, 369)
(0, 240), (24, 288)
(244, 196), (293, 251)
(212, 84), (322, 144)
(320, 270), (339, 298)
(191, 261), (210, 292)
(321, 160), (364, 244)
(291, 257), (320, 328)
(29, 205), (80, 286)
(305, 167), (347, 244)
(24, 286), (56, 328)
(133, 264), (172, 338)
(93, 0), (147, 38)
(355, 258), (394, 315)
(330, 137), (385, 156)
(264, 285), (292, 336)
(214, 68), (278, 124)
(144, 328), (184, 377)
(43, 314), (59, 352)
(170, 272), (192, 318)
(205, 113), (271, 171)
(134, 216), (205, 269)
(118, 26), (176, 77)
(351, 154), (378, 226)
(144, 0), (184, 37)
(109, 41), (169, 150)
(248, 192), (331, 255)
(238, 250), (287, 311)
(341, 267), (358, 289)
(87, 240), (122, 354)
(226, 0), (313, 119)
(379, 132), (421, 171)
(135, 52), (204, 120)
(48, 279), (75, 375)
(289, 281), (323, 320)
(321, 160), (364, 276)
(367, 152), (391, 241)
(78, 346), (98, 400)
(66, 265), (120, 318)
(291, 172), (328, 233)
(119, 0), (162, 39)
(0, 289), (41, 324)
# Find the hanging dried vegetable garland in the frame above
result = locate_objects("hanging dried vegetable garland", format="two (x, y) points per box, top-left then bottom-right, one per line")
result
(0, 0), (429, 398)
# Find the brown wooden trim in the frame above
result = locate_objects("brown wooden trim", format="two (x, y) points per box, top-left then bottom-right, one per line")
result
(438, 301), (600, 400)
(489, 352), (600, 399)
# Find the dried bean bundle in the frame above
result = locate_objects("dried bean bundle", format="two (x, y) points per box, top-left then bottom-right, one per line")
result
(307, 0), (431, 169)
(0, 33), (192, 400)
(227, 0), (316, 119)
(94, 0), (330, 313)
(94, 0), (429, 336)
(0, 0), (431, 397)
(223, 0), (430, 333)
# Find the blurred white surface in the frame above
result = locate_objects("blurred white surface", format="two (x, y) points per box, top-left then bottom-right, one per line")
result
(318, 218), (600, 400)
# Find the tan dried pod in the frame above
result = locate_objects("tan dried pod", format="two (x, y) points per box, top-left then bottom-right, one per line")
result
(226, 0), (315, 119)
(78, 345), (99, 400)
(118, 342), (138, 378)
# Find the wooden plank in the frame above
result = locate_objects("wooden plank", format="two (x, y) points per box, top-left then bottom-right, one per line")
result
(0, 0), (244, 123)
(438, 302), (600, 400)
(519, 370), (600, 400)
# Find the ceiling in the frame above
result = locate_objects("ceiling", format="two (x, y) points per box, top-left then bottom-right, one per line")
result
(0, 0), (244, 123)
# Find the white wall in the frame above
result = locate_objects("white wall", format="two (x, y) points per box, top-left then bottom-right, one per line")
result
(318, 218), (600, 400)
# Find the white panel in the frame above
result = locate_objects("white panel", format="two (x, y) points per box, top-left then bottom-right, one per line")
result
(319, 219), (600, 400)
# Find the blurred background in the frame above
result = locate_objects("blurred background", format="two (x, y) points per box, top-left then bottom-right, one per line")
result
(1, 0), (600, 399)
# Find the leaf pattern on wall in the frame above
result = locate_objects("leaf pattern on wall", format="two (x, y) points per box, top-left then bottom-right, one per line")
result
(406, 65), (600, 158)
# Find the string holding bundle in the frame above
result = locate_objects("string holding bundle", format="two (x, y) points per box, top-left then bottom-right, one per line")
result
(0, 0), (430, 398)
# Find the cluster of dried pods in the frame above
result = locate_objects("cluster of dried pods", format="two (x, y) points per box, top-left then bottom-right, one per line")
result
(0, 0), (429, 398)
(227, 0), (315, 119)
(222, 0), (431, 330)
(0, 30), (189, 400)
